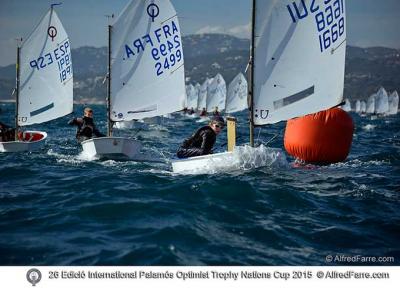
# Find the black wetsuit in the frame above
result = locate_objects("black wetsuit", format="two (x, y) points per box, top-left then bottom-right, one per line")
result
(0, 122), (15, 142)
(68, 116), (105, 142)
(177, 126), (216, 158)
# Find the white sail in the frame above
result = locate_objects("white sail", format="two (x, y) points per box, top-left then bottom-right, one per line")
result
(388, 91), (399, 115)
(355, 100), (361, 113)
(19, 8), (73, 126)
(360, 100), (366, 113)
(110, 0), (185, 121)
(366, 93), (376, 114)
(342, 98), (351, 112)
(253, 0), (346, 125)
(195, 83), (201, 93)
(206, 73), (226, 113)
(194, 83), (201, 111)
(185, 84), (198, 110)
(225, 73), (248, 113)
(197, 78), (209, 111)
(184, 84), (189, 108)
(375, 87), (389, 114)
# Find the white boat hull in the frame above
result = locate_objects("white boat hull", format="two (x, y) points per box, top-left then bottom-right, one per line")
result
(171, 145), (289, 174)
(171, 151), (234, 174)
(0, 131), (47, 153)
(81, 137), (142, 160)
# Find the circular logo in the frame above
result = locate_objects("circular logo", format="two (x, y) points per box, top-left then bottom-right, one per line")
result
(47, 26), (57, 41)
(147, 3), (160, 22)
(26, 268), (42, 286)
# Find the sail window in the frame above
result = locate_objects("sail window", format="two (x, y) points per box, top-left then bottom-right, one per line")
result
(273, 86), (314, 109)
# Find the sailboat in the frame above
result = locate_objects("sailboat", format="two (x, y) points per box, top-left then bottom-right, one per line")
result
(225, 73), (248, 114)
(355, 100), (361, 114)
(388, 91), (399, 115)
(206, 73), (226, 114)
(172, 0), (347, 173)
(360, 100), (367, 114)
(366, 93), (376, 114)
(375, 87), (389, 115)
(197, 78), (211, 116)
(0, 5), (73, 153)
(194, 83), (201, 111)
(185, 84), (198, 113)
(81, 0), (185, 160)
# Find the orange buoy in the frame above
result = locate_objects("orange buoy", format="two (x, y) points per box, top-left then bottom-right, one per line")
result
(284, 108), (354, 164)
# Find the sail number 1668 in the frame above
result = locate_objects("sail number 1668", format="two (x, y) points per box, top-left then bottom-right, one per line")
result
(318, 16), (345, 52)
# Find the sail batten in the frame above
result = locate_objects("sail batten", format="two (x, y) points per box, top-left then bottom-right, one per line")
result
(252, 0), (347, 125)
(30, 103), (55, 117)
(273, 85), (315, 109)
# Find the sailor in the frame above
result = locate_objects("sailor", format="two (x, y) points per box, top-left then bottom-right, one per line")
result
(68, 107), (105, 142)
(188, 107), (195, 115)
(213, 106), (220, 116)
(0, 122), (15, 142)
(176, 115), (225, 158)
(199, 107), (207, 117)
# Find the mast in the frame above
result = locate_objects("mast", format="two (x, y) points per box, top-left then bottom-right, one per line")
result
(107, 24), (112, 137)
(248, 0), (256, 147)
(15, 43), (21, 141)
(224, 79), (229, 114)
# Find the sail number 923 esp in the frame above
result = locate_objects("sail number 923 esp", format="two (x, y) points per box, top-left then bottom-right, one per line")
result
(151, 35), (182, 76)
(28, 39), (72, 84)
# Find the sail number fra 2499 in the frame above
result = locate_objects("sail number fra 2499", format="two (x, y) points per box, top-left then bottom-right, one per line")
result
(124, 19), (183, 77)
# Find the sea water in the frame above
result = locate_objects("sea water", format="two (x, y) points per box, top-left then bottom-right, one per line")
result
(0, 103), (399, 265)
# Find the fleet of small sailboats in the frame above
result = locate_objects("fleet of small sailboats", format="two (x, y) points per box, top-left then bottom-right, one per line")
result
(343, 87), (399, 116)
(184, 72), (248, 116)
